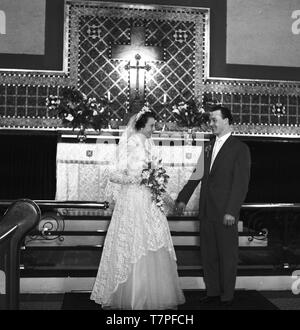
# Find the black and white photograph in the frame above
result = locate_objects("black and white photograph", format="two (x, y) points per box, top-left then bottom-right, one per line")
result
(1, 0), (300, 317)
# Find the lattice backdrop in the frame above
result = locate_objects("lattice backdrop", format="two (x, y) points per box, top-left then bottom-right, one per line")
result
(146, 20), (195, 121)
(79, 16), (131, 120)
(78, 16), (197, 121)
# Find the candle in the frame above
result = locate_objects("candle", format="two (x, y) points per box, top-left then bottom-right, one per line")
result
(107, 91), (111, 101)
(163, 94), (167, 104)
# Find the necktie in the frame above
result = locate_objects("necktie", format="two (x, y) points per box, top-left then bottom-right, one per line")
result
(210, 139), (221, 171)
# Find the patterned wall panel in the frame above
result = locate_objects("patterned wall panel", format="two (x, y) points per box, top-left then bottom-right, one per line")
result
(0, 85), (62, 128)
(1, 0), (300, 136)
(202, 91), (300, 136)
(205, 92), (300, 126)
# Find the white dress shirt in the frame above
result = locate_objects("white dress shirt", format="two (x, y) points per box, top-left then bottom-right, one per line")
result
(209, 132), (232, 171)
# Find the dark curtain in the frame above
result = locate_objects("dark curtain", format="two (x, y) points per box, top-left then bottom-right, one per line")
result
(244, 139), (300, 203)
(0, 133), (57, 200)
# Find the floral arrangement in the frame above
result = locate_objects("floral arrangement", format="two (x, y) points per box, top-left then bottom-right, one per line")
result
(172, 98), (209, 128)
(140, 159), (170, 214)
(46, 87), (110, 131)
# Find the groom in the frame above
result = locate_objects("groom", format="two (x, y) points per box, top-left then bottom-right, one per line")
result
(175, 106), (251, 306)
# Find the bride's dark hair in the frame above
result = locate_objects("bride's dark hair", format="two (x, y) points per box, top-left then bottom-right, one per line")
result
(135, 111), (157, 131)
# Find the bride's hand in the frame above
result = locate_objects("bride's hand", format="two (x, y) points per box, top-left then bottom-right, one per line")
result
(175, 201), (186, 215)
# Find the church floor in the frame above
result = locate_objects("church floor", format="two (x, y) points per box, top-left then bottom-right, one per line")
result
(14, 290), (300, 310)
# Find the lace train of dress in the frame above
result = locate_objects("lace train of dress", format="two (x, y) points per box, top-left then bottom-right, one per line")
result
(101, 248), (184, 310)
(90, 182), (185, 310)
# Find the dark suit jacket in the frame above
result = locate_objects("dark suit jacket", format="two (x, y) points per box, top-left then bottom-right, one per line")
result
(177, 135), (251, 222)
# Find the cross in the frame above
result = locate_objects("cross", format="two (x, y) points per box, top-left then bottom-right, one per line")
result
(124, 53), (152, 101)
(111, 26), (164, 106)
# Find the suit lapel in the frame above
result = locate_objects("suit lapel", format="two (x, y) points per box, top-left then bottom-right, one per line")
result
(209, 135), (234, 175)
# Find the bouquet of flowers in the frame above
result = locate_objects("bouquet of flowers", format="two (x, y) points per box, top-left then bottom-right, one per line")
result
(172, 98), (208, 128)
(140, 159), (170, 214)
(46, 87), (110, 131)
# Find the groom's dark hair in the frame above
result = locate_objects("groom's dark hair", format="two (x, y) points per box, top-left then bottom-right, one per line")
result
(211, 105), (233, 125)
(135, 111), (157, 130)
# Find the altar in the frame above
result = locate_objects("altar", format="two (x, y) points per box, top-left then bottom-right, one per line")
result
(55, 132), (205, 216)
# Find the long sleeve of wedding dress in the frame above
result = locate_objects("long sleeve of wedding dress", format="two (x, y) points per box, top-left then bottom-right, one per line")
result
(109, 134), (145, 185)
(103, 135), (145, 202)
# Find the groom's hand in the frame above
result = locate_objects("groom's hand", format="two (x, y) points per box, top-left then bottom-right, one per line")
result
(223, 214), (235, 226)
(175, 201), (186, 215)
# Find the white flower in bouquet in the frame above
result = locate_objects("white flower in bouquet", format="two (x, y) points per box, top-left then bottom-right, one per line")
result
(142, 171), (151, 180)
(157, 176), (165, 185)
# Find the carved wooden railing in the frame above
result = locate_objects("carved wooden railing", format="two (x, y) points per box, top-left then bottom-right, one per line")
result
(0, 199), (41, 310)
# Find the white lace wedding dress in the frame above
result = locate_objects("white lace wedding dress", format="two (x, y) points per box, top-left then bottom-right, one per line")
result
(90, 132), (185, 310)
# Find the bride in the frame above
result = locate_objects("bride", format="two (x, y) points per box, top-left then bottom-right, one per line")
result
(90, 107), (185, 310)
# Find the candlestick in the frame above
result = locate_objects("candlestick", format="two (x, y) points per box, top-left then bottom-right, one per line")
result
(163, 94), (167, 104)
